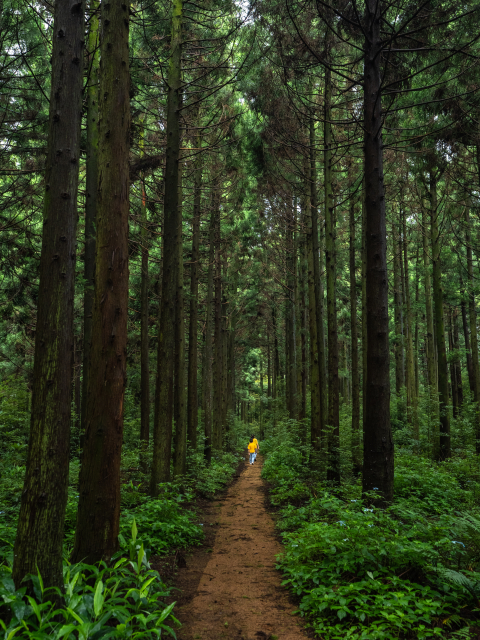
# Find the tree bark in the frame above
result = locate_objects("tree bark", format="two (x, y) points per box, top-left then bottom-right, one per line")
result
(324, 65), (340, 483)
(362, 0), (394, 503)
(72, 0), (130, 563)
(13, 0), (84, 589)
(173, 159), (186, 476)
(430, 170), (450, 459)
(402, 205), (418, 438)
(422, 199), (438, 453)
(203, 203), (215, 463)
(187, 142), (202, 452)
(12, 0), (86, 574)
(361, 179), (367, 432)
(212, 191), (223, 450)
(349, 173), (361, 473)
(461, 297), (475, 394)
(304, 157), (321, 451)
(466, 206), (480, 452)
(140, 175), (150, 456)
(286, 199), (297, 419)
(310, 116), (327, 432)
(81, 0), (99, 434)
(453, 307), (463, 409)
(150, 0), (183, 491)
(393, 220), (405, 394)
(448, 307), (459, 418)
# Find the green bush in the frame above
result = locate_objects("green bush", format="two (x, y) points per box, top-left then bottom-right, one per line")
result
(0, 521), (179, 639)
(261, 426), (480, 639)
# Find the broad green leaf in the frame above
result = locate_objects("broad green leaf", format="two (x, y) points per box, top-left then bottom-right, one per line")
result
(93, 579), (104, 617)
(131, 519), (137, 543)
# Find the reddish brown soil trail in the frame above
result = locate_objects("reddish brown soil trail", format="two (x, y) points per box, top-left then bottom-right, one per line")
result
(174, 456), (308, 640)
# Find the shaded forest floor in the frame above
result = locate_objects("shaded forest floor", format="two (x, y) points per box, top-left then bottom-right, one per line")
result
(162, 456), (308, 640)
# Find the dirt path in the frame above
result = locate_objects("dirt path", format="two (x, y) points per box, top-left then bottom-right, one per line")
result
(173, 456), (309, 640)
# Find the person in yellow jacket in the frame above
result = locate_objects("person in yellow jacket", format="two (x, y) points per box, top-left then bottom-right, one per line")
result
(247, 438), (256, 465)
(252, 434), (259, 462)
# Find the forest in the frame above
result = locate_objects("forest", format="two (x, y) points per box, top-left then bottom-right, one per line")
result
(2, 0), (480, 637)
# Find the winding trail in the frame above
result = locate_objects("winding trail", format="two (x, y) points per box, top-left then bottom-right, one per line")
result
(174, 456), (309, 640)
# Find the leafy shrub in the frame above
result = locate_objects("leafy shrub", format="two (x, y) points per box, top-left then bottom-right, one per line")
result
(0, 520), (180, 639)
(121, 496), (204, 555)
(262, 431), (480, 638)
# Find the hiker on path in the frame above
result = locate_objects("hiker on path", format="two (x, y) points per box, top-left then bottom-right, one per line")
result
(247, 437), (256, 465)
(252, 434), (259, 462)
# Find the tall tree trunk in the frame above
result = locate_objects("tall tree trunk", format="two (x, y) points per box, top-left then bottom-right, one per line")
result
(393, 220), (405, 395)
(140, 176), (150, 457)
(212, 191), (223, 450)
(203, 204), (215, 463)
(304, 158), (321, 451)
(402, 206), (418, 438)
(448, 307), (459, 418)
(430, 170), (450, 459)
(422, 200), (438, 454)
(187, 146), (201, 452)
(72, 0), (130, 563)
(414, 247), (420, 398)
(286, 199), (297, 419)
(310, 116), (327, 432)
(173, 160), (186, 476)
(466, 206), (480, 452)
(461, 296), (475, 394)
(453, 308), (463, 409)
(349, 173), (361, 473)
(81, 0), (99, 433)
(362, 0), (394, 502)
(361, 179), (367, 432)
(324, 66), (339, 483)
(298, 221), (307, 422)
(13, 0), (84, 586)
(74, 336), (81, 436)
(267, 327), (271, 398)
(150, 0), (183, 491)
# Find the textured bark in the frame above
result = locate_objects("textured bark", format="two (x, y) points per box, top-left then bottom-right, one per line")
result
(187, 144), (201, 452)
(430, 171), (450, 460)
(422, 201), (438, 451)
(304, 159), (321, 450)
(150, 0), (183, 491)
(173, 160), (186, 477)
(12, 0), (84, 590)
(310, 117), (327, 431)
(203, 206), (215, 463)
(453, 308), (463, 409)
(72, 0), (130, 563)
(212, 194), (223, 450)
(393, 221), (405, 394)
(349, 180), (361, 473)
(81, 0), (99, 433)
(361, 181), (367, 429)
(267, 329), (271, 397)
(324, 66), (340, 483)
(362, 0), (394, 502)
(140, 175), (150, 453)
(461, 297), (475, 394)
(298, 221), (307, 422)
(285, 200), (297, 419)
(466, 207), (480, 452)
(448, 308), (459, 417)
(402, 207), (418, 437)
(272, 306), (279, 400)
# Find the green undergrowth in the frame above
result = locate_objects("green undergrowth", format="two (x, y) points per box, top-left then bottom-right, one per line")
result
(0, 520), (180, 639)
(261, 421), (480, 639)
